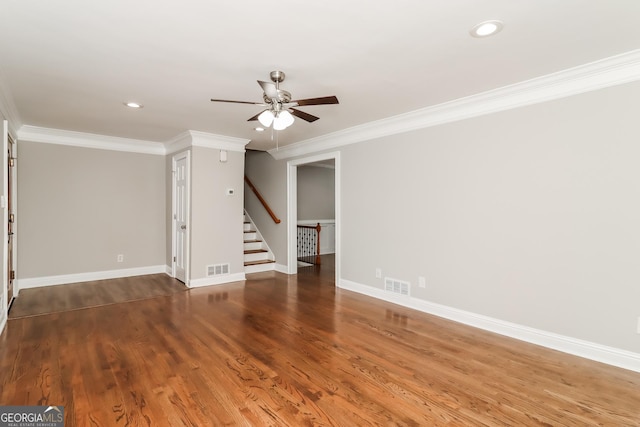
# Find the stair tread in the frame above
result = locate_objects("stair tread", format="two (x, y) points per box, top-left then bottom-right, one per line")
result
(244, 230), (256, 233)
(244, 259), (275, 266)
(244, 239), (263, 243)
(244, 249), (268, 254)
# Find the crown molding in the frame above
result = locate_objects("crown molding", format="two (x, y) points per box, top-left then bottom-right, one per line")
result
(16, 126), (250, 156)
(17, 125), (166, 155)
(164, 130), (250, 155)
(270, 49), (640, 160)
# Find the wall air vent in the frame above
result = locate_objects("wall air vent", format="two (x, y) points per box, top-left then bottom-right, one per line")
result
(384, 277), (410, 296)
(207, 263), (230, 277)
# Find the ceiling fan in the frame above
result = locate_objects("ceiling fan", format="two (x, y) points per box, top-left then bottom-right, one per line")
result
(211, 71), (339, 130)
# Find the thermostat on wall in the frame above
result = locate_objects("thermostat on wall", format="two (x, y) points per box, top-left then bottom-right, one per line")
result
(226, 188), (235, 196)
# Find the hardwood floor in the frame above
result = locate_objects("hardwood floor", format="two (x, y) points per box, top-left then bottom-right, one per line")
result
(9, 274), (187, 318)
(1, 258), (639, 426)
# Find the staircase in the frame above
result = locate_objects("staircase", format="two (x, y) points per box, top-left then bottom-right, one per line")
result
(244, 211), (275, 273)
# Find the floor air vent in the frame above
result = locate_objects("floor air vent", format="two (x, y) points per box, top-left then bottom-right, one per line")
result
(207, 263), (230, 277)
(384, 277), (410, 296)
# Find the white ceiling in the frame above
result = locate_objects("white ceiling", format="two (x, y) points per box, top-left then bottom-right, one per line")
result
(1, 1), (639, 151)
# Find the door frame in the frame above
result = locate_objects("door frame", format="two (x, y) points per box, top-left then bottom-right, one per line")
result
(6, 130), (16, 305)
(286, 151), (341, 285)
(171, 150), (191, 284)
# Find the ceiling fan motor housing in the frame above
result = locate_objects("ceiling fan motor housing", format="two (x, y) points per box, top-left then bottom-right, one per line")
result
(263, 90), (291, 105)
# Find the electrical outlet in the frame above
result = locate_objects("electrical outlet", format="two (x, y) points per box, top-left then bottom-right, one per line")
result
(117, 254), (124, 263)
(375, 268), (382, 279)
(418, 276), (426, 288)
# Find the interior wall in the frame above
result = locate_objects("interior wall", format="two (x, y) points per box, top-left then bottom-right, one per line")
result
(297, 165), (335, 221)
(189, 146), (245, 280)
(17, 141), (166, 279)
(165, 153), (175, 268)
(339, 80), (640, 354)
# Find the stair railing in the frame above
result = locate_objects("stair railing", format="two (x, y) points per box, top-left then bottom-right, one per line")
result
(297, 223), (322, 265)
(244, 175), (281, 224)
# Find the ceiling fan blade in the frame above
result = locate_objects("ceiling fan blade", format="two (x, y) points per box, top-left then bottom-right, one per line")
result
(258, 80), (278, 99)
(290, 108), (320, 123)
(247, 110), (267, 121)
(292, 95), (339, 106)
(211, 99), (264, 105)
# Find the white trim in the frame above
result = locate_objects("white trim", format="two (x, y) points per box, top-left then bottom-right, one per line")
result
(164, 131), (193, 154)
(1, 120), (8, 334)
(15, 265), (168, 289)
(287, 152), (341, 283)
(188, 272), (246, 288)
(274, 263), (289, 274)
(15, 126), (250, 157)
(9, 136), (18, 297)
(17, 125), (166, 155)
(339, 279), (640, 373)
(165, 130), (249, 154)
(165, 265), (172, 275)
(270, 49), (640, 160)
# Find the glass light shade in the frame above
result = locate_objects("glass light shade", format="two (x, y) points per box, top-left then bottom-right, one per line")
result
(258, 110), (274, 127)
(279, 110), (294, 127)
(273, 110), (295, 130)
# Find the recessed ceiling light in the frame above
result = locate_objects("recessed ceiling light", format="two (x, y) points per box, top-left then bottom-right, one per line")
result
(124, 102), (143, 108)
(254, 127), (265, 132)
(470, 20), (503, 38)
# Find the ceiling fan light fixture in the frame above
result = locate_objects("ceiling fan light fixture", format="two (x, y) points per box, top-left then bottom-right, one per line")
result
(258, 110), (274, 127)
(273, 111), (295, 130)
(273, 115), (288, 130)
(278, 110), (295, 128)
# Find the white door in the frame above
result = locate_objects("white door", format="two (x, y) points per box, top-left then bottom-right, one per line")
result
(173, 152), (190, 283)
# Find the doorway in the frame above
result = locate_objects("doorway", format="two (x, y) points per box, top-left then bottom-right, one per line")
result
(287, 151), (341, 284)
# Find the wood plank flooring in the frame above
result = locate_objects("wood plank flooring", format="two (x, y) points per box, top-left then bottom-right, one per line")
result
(1, 258), (640, 425)
(9, 274), (186, 318)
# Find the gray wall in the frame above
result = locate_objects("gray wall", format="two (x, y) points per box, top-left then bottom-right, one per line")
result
(246, 80), (640, 354)
(17, 141), (166, 278)
(297, 165), (335, 221)
(189, 146), (245, 279)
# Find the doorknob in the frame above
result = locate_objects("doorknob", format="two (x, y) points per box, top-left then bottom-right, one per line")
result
(180, 225), (187, 230)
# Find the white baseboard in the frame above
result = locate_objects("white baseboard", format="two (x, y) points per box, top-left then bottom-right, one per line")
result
(188, 272), (246, 288)
(339, 278), (640, 373)
(275, 263), (289, 274)
(15, 265), (168, 290)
